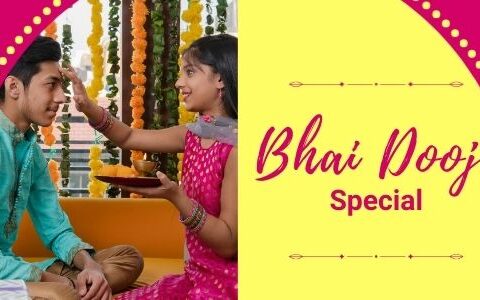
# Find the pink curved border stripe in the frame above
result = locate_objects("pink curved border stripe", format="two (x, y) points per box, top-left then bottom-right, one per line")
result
(402, 0), (480, 86)
(1, 1), (479, 87)
(0, 0), (78, 85)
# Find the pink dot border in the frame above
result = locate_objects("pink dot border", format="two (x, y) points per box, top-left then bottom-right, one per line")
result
(403, 0), (480, 86)
(0, 0), (78, 84)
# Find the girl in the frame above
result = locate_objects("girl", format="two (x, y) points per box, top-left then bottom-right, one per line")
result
(63, 34), (238, 299)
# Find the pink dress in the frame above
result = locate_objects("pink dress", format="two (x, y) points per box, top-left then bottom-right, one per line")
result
(116, 131), (237, 299)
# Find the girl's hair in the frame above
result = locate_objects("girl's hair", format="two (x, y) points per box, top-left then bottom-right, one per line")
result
(183, 34), (238, 119)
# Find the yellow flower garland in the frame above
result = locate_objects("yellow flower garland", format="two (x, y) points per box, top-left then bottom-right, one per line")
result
(177, 0), (204, 178)
(88, 145), (107, 197)
(86, 0), (107, 197)
(129, 0), (148, 164)
(86, 0), (104, 102)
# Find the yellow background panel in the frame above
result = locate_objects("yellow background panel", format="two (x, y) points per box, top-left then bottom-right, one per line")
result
(240, 1), (480, 299)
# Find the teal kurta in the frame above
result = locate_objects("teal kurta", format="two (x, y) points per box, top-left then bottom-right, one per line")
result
(0, 110), (93, 281)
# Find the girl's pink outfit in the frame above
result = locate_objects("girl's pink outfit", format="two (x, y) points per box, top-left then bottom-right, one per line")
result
(116, 130), (237, 299)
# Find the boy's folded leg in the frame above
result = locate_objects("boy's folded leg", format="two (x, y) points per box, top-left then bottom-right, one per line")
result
(26, 282), (80, 300)
(92, 245), (144, 294)
(45, 245), (143, 294)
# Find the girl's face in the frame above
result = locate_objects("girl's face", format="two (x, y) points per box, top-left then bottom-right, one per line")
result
(175, 57), (225, 116)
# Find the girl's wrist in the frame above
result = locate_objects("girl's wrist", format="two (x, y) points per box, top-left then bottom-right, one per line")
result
(170, 190), (184, 206)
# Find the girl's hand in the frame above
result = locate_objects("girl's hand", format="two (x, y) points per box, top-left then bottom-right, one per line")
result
(117, 171), (183, 203)
(59, 66), (94, 114)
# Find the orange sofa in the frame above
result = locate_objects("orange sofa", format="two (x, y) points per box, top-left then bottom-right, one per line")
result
(13, 198), (185, 286)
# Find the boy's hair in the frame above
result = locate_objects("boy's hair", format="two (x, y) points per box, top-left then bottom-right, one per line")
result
(0, 36), (61, 102)
(184, 34), (238, 119)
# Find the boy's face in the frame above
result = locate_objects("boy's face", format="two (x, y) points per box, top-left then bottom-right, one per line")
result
(19, 61), (66, 127)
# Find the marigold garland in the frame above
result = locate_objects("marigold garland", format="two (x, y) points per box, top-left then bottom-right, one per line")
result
(48, 160), (60, 189)
(129, 0), (148, 165)
(41, 126), (56, 146)
(177, 0), (203, 179)
(41, 22), (61, 189)
(88, 144), (107, 197)
(41, 21), (57, 147)
(45, 22), (58, 40)
(87, 0), (107, 197)
(86, 0), (104, 102)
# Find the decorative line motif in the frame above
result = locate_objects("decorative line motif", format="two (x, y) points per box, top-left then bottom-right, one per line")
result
(289, 81), (463, 88)
(289, 253), (463, 260)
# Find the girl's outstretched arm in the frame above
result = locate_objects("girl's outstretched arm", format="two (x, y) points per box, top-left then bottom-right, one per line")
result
(61, 66), (186, 153)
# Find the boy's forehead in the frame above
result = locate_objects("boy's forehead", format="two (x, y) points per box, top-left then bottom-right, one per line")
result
(34, 61), (62, 79)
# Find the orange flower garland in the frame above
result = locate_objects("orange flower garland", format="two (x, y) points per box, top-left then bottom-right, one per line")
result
(177, 0), (203, 178)
(41, 126), (56, 146)
(129, 0), (148, 163)
(48, 160), (60, 189)
(42, 22), (60, 189)
(42, 22), (57, 144)
(45, 22), (58, 40)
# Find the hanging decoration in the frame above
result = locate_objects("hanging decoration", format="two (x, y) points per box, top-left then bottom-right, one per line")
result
(48, 160), (61, 189)
(177, 0), (203, 179)
(216, 0), (228, 33)
(87, 0), (107, 197)
(129, 0), (148, 164)
(88, 143), (107, 197)
(86, 0), (104, 102)
(150, 0), (165, 132)
(104, 0), (121, 198)
(205, 0), (214, 35)
(45, 22), (58, 40)
(163, 0), (180, 181)
(148, 0), (180, 182)
(41, 22), (60, 189)
(41, 22), (58, 147)
(58, 24), (74, 197)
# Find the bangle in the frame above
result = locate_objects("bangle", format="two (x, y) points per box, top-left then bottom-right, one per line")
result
(179, 200), (200, 226)
(190, 207), (207, 233)
(88, 107), (107, 129)
(89, 108), (114, 132)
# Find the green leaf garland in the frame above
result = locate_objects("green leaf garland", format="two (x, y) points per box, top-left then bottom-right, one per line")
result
(216, 0), (228, 33)
(59, 24), (73, 197)
(205, 0), (214, 35)
(105, 0), (121, 198)
(149, 0), (180, 182)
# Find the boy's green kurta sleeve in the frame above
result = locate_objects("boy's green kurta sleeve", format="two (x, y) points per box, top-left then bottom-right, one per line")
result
(27, 145), (94, 265)
(0, 250), (43, 281)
